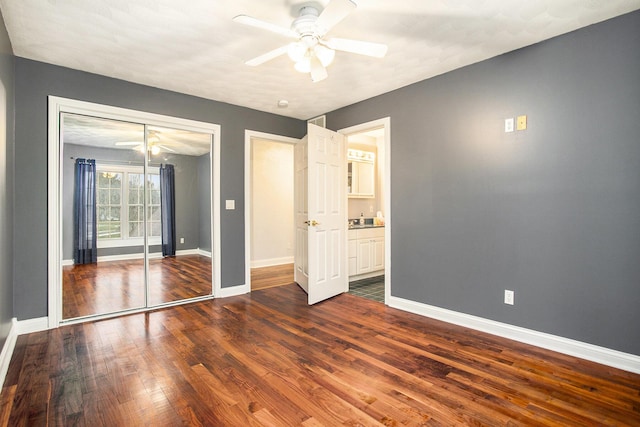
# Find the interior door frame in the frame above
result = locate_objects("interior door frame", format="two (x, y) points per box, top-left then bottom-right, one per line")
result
(338, 117), (391, 303)
(47, 96), (222, 328)
(243, 130), (300, 291)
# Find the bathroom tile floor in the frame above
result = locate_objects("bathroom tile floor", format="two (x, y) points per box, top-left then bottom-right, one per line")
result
(348, 276), (385, 303)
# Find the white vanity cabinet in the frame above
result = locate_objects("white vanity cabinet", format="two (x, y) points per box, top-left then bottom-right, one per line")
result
(348, 227), (385, 279)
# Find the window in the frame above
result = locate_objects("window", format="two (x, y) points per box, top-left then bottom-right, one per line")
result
(96, 165), (160, 247)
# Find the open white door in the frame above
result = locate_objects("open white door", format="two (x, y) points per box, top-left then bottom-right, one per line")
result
(294, 124), (347, 304)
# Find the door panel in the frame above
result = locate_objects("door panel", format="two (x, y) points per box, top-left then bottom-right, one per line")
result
(147, 125), (213, 306)
(294, 136), (309, 291)
(306, 124), (347, 304)
(61, 114), (147, 319)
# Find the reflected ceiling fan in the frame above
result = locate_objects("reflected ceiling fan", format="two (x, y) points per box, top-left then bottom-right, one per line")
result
(233, 0), (388, 82)
(114, 131), (176, 155)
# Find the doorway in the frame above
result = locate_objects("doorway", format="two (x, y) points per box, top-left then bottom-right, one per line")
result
(244, 131), (299, 291)
(48, 97), (221, 327)
(339, 118), (391, 304)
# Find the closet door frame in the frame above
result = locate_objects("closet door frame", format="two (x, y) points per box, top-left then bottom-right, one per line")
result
(47, 96), (221, 328)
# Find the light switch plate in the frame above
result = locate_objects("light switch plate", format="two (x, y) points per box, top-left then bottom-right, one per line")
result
(505, 118), (514, 133)
(504, 289), (515, 305)
(225, 199), (235, 210)
(517, 115), (527, 131)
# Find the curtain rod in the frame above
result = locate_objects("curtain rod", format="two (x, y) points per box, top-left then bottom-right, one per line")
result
(69, 156), (164, 167)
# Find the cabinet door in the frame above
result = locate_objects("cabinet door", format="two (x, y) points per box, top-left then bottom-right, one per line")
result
(357, 162), (375, 197)
(371, 237), (385, 272)
(348, 239), (357, 276)
(357, 239), (372, 274)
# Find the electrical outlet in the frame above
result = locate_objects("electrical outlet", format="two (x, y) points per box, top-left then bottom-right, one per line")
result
(369, 205), (374, 213)
(180, 237), (185, 244)
(517, 115), (527, 131)
(504, 290), (515, 305)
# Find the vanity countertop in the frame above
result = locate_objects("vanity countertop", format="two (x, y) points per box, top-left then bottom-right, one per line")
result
(348, 224), (385, 229)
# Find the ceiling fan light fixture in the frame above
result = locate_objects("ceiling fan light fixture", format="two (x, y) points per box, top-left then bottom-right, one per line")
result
(314, 44), (335, 67)
(292, 44), (334, 74)
(294, 57), (311, 73)
(287, 42), (307, 63)
(150, 145), (160, 155)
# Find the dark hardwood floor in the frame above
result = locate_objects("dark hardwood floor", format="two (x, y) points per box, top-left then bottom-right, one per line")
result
(2, 284), (639, 425)
(251, 263), (294, 291)
(63, 255), (212, 319)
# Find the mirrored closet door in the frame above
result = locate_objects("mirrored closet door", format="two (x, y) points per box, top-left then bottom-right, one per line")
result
(61, 113), (213, 321)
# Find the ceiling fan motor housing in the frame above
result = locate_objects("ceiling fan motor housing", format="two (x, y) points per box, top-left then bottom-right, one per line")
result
(292, 6), (321, 38)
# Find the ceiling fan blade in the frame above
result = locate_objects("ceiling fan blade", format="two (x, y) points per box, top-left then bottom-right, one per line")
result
(315, 0), (356, 36)
(245, 45), (290, 66)
(309, 56), (328, 82)
(325, 37), (388, 58)
(232, 15), (297, 39)
(114, 141), (142, 146)
(157, 144), (176, 153)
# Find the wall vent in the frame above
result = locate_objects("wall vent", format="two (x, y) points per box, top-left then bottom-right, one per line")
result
(307, 115), (326, 128)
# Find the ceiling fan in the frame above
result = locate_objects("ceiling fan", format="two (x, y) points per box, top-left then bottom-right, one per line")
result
(233, 0), (388, 82)
(114, 131), (176, 155)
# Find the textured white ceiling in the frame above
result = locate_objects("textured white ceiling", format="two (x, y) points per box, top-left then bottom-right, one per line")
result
(62, 113), (211, 156)
(2, 0), (639, 120)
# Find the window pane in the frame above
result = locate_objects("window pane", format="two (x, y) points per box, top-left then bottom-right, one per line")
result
(129, 222), (140, 238)
(128, 189), (138, 204)
(111, 223), (121, 239)
(98, 190), (108, 205)
(149, 206), (161, 221)
(150, 190), (160, 205)
(129, 206), (138, 221)
(98, 173), (110, 187)
(110, 174), (122, 188)
(129, 174), (141, 187)
(110, 207), (120, 221)
(150, 222), (161, 237)
(110, 189), (121, 204)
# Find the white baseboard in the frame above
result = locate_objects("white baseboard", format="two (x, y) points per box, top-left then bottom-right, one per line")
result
(251, 256), (294, 269)
(349, 271), (384, 282)
(15, 317), (49, 335)
(62, 250), (212, 266)
(0, 319), (18, 388)
(388, 296), (640, 374)
(175, 249), (199, 256)
(217, 284), (250, 298)
(196, 249), (212, 257)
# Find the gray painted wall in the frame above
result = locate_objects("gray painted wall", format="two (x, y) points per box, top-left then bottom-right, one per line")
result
(327, 11), (640, 355)
(14, 58), (306, 320)
(0, 10), (14, 350)
(62, 143), (210, 259)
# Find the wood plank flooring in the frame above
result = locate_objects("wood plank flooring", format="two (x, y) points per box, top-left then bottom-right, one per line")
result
(2, 284), (639, 425)
(63, 255), (212, 319)
(251, 263), (294, 291)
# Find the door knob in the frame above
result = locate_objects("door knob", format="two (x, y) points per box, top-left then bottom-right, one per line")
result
(304, 220), (320, 226)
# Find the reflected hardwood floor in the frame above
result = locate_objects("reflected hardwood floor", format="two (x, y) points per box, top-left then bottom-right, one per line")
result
(63, 255), (212, 319)
(2, 284), (639, 425)
(251, 263), (294, 291)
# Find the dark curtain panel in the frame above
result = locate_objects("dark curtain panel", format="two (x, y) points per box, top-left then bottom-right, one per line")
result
(160, 164), (176, 257)
(73, 158), (98, 264)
